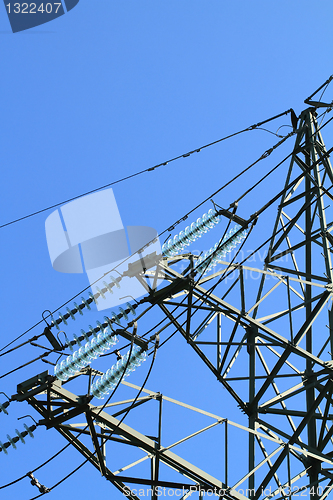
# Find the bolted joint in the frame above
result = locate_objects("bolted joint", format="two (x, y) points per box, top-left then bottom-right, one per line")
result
(324, 360), (333, 371)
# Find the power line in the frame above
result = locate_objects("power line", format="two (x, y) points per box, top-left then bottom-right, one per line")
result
(29, 459), (88, 500)
(0, 120), (294, 361)
(0, 109), (293, 230)
(0, 337), (159, 496)
(2, 107), (333, 496)
(28, 337), (159, 498)
(3, 82), (333, 497)
(0, 442), (72, 490)
(152, 140), (333, 351)
(2, 110), (332, 380)
(0, 119), (308, 368)
(4, 148), (328, 382)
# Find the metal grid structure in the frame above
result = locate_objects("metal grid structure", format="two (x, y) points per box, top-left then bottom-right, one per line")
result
(13, 101), (333, 499)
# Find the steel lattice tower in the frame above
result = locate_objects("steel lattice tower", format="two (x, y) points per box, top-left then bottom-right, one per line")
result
(13, 103), (333, 499)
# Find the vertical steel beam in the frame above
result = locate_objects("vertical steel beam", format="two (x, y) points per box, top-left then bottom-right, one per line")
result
(217, 313), (222, 371)
(248, 326), (257, 497)
(305, 110), (319, 497)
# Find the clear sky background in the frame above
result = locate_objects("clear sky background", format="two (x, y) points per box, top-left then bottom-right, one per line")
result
(1, 1), (333, 499)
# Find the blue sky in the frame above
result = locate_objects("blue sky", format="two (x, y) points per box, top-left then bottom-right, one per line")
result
(1, 1), (333, 498)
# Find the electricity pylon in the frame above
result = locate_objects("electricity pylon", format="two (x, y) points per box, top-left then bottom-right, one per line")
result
(13, 99), (333, 499)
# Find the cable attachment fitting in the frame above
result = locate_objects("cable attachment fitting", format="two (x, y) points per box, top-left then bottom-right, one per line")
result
(27, 472), (50, 494)
(0, 392), (11, 415)
(0, 401), (10, 415)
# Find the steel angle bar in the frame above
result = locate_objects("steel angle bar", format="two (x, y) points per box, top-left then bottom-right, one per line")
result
(216, 314), (222, 382)
(267, 263), (328, 283)
(198, 268), (240, 287)
(319, 479), (333, 500)
(280, 209), (305, 234)
(256, 339), (301, 374)
(219, 274), (242, 302)
(31, 383), (247, 499)
(224, 373), (301, 382)
(318, 422), (333, 452)
(256, 422), (308, 465)
(92, 395), (154, 410)
(151, 395), (162, 500)
(325, 230), (333, 248)
(113, 455), (150, 476)
(221, 332), (247, 379)
(255, 380), (333, 498)
(179, 490), (193, 500)
(312, 204), (333, 283)
(318, 388), (333, 449)
(249, 292), (331, 410)
(268, 232), (324, 263)
(218, 316), (244, 373)
(195, 341), (282, 347)
(114, 476), (199, 490)
(259, 276), (321, 328)
(259, 375), (330, 411)
(293, 154), (323, 187)
(294, 154), (333, 204)
(256, 331), (302, 353)
(157, 420), (225, 456)
(186, 283), (193, 342)
(292, 291), (331, 345)
(110, 396), (155, 419)
(239, 266), (246, 314)
(34, 406), (141, 499)
(281, 185), (316, 208)
(258, 408), (333, 420)
(256, 345), (299, 435)
(157, 304), (247, 408)
(316, 145), (333, 188)
(228, 263), (327, 290)
(270, 199), (314, 256)
(192, 311), (217, 340)
(217, 315), (242, 375)
(279, 214), (306, 297)
(258, 310), (293, 324)
(85, 411), (107, 476)
(255, 435), (287, 496)
(232, 444), (284, 490)
(57, 424), (137, 443)
(263, 469), (310, 500)
(122, 381), (223, 421)
(194, 284), (330, 367)
(246, 279), (283, 316)
(283, 175), (307, 206)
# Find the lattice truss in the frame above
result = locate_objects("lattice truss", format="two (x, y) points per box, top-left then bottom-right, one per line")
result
(13, 107), (333, 499)
(16, 373), (331, 500)
(145, 108), (333, 499)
